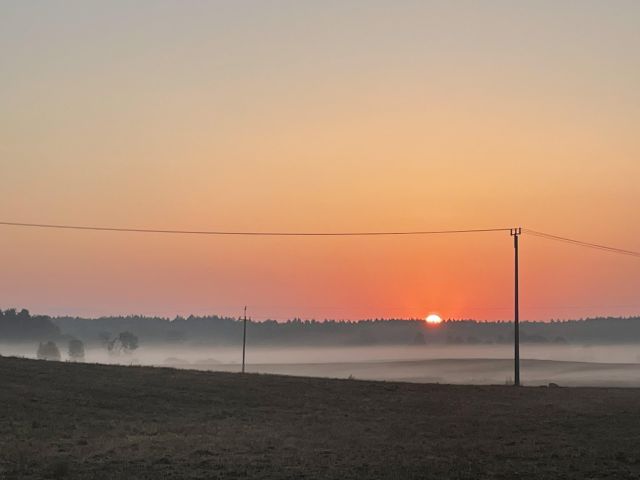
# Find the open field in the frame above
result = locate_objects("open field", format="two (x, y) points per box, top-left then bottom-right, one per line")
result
(181, 358), (640, 387)
(2, 356), (640, 479)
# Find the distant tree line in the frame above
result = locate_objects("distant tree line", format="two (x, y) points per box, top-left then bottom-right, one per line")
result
(50, 313), (640, 347)
(0, 309), (138, 361)
(0, 308), (60, 342)
(3, 308), (640, 348)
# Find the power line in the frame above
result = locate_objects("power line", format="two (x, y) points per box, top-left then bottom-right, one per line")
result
(0, 221), (638, 258)
(524, 229), (640, 258)
(0, 221), (511, 237)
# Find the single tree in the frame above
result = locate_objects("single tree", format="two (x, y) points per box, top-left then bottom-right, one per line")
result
(118, 331), (139, 352)
(37, 341), (61, 361)
(108, 331), (139, 354)
(68, 338), (85, 361)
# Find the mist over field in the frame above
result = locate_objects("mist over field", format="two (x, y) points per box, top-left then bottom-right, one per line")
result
(3, 308), (640, 386)
(4, 342), (640, 387)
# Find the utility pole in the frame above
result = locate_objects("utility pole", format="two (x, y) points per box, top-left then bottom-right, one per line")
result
(510, 227), (522, 386)
(242, 306), (247, 374)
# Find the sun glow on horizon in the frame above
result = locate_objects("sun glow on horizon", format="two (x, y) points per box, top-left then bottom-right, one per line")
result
(425, 314), (443, 325)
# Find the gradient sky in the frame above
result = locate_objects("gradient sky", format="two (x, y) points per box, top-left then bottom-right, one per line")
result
(1, 1), (639, 320)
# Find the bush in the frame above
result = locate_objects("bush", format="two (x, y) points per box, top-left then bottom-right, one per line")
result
(68, 339), (85, 361)
(37, 341), (61, 361)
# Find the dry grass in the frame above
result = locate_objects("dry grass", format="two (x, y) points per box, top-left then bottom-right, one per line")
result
(1, 356), (640, 479)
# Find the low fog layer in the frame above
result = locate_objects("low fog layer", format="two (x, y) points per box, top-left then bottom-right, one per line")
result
(3, 309), (640, 386)
(3, 343), (640, 387)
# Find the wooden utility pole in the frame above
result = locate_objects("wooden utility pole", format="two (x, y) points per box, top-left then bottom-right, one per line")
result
(511, 228), (522, 386)
(242, 306), (247, 374)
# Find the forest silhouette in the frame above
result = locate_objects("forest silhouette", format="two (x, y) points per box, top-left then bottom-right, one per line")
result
(2, 308), (640, 347)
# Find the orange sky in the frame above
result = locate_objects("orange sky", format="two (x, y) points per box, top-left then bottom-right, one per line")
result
(1, 1), (639, 320)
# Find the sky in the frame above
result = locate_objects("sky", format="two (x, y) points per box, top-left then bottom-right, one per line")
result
(1, 0), (639, 321)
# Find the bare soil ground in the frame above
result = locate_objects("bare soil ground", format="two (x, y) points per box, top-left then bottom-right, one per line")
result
(1, 356), (640, 479)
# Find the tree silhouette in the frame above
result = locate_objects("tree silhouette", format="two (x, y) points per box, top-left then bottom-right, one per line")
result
(68, 338), (85, 361)
(37, 341), (61, 361)
(0, 308), (60, 341)
(108, 331), (139, 354)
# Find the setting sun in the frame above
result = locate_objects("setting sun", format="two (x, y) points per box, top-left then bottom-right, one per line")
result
(425, 314), (443, 325)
